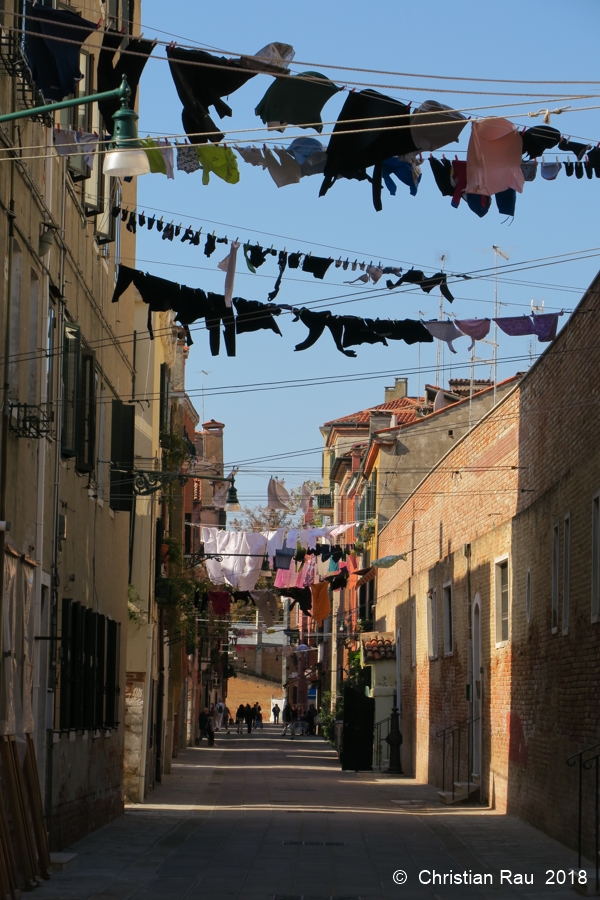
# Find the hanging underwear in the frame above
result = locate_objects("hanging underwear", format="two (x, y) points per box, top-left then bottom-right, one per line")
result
(302, 255), (333, 280)
(429, 156), (454, 196)
(232, 298), (282, 336)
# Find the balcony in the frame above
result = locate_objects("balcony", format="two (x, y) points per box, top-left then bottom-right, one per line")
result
(316, 492), (334, 511)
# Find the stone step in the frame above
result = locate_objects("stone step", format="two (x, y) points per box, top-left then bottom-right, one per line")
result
(438, 781), (480, 805)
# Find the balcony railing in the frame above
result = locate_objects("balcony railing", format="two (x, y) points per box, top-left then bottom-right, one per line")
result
(316, 492), (333, 510)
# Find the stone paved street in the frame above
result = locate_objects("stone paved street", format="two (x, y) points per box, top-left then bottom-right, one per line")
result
(35, 725), (589, 900)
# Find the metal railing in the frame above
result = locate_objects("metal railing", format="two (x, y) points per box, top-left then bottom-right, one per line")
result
(567, 741), (600, 891)
(374, 716), (391, 771)
(437, 716), (480, 802)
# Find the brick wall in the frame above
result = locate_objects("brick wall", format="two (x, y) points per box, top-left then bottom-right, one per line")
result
(375, 272), (600, 857)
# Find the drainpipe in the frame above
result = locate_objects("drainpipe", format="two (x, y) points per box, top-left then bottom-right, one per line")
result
(137, 621), (154, 802)
(46, 157), (67, 822)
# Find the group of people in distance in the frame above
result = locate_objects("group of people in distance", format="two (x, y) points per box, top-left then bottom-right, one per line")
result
(197, 699), (320, 744)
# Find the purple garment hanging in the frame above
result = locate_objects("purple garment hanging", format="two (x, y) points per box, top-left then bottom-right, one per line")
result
(531, 311), (562, 342)
(494, 315), (535, 337)
(455, 317), (491, 350)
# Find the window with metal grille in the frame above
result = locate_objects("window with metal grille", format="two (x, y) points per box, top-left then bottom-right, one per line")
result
(61, 323), (80, 458)
(495, 558), (510, 643)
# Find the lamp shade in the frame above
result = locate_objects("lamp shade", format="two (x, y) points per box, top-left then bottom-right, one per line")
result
(226, 479), (241, 512)
(104, 147), (150, 178)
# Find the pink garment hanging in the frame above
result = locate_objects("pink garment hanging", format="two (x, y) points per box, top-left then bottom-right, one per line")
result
(466, 118), (524, 196)
(455, 317), (491, 351)
(274, 567), (292, 589)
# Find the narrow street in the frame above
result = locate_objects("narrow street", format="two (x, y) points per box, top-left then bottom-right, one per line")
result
(35, 726), (583, 900)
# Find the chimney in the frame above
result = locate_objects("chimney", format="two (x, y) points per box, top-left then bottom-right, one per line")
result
(384, 377), (408, 402)
(370, 410), (393, 435)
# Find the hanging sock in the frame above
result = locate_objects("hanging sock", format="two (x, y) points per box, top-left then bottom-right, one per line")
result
(147, 215), (156, 230)
(121, 208), (129, 222)
(217, 240), (240, 308)
(138, 211), (146, 226)
(161, 222), (175, 241)
(423, 319), (465, 354)
(126, 211), (137, 234)
(268, 251), (288, 301)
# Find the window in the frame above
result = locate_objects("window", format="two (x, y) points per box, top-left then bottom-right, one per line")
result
(58, 52), (95, 182)
(94, 176), (116, 246)
(427, 589), (438, 660)
(27, 272), (39, 404)
(159, 363), (171, 434)
(563, 515), (571, 635)
(592, 494), (600, 623)
(45, 304), (56, 415)
(61, 323), (96, 469)
(495, 558), (510, 643)
(410, 599), (416, 667)
(109, 399), (135, 512)
(76, 349), (96, 472)
(58, 599), (120, 731)
(443, 582), (453, 654)
(107, 0), (134, 33)
(552, 522), (559, 633)
(8, 240), (22, 400)
(526, 567), (532, 623)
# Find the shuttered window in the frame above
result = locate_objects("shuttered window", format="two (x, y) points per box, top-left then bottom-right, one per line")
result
(110, 399), (135, 512)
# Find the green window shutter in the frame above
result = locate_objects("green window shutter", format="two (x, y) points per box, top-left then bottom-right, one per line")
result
(110, 399), (135, 511)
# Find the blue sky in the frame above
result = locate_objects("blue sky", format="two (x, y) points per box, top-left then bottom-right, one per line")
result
(134, 0), (600, 509)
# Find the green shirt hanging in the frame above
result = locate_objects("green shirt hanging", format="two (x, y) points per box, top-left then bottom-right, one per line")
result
(255, 71), (339, 133)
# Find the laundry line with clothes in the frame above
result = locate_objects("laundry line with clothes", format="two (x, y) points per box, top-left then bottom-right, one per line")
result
(110, 262), (565, 358)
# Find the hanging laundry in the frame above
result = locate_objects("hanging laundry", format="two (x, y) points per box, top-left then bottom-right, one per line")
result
(166, 46), (257, 144)
(262, 146), (301, 187)
(302, 255), (333, 280)
(141, 138), (168, 175)
(280, 587), (312, 615)
(494, 315), (536, 337)
(287, 252), (302, 269)
(531, 311), (563, 342)
(76, 133), (98, 169)
(127, 211), (137, 234)
(232, 298), (282, 336)
(520, 125), (560, 159)
(268, 477), (290, 511)
(237, 146), (268, 169)
(466, 118), (524, 196)
(341, 317), (388, 348)
(495, 188), (517, 217)
(250, 591), (277, 628)
(292, 308), (357, 357)
(195, 144), (240, 184)
(53, 129), (78, 157)
(204, 233), (217, 257)
(454, 318), (491, 350)
(156, 139), (175, 179)
(356, 567), (376, 588)
(565, 160), (574, 177)
(465, 193), (492, 217)
(300, 483), (313, 515)
(410, 100), (467, 152)
(310, 583), (330, 625)
(365, 318), (434, 345)
(205, 292), (236, 357)
(161, 222), (175, 241)
(274, 548), (295, 570)
(243, 243), (272, 273)
(575, 161), (584, 179)
(381, 158), (422, 196)
(540, 161), (562, 180)
(243, 43), (295, 72)
(218, 240), (240, 307)
(558, 138), (591, 161)
(212, 472), (237, 509)
(450, 158), (468, 207)
(371, 554), (407, 568)
(268, 251), (288, 301)
(521, 160), (537, 182)
(208, 591), (231, 616)
(429, 156), (454, 197)
(238, 533), (269, 592)
(286, 137), (327, 176)
(24, 2), (97, 102)
(138, 212), (146, 226)
(345, 274), (369, 285)
(97, 30), (156, 132)
(423, 319), (465, 354)
(320, 90), (417, 209)
(255, 71), (339, 133)
(419, 272), (454, 302)
(324, 569), (349, 591)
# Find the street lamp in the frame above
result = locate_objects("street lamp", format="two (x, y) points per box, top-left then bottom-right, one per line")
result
(225, 477), (241, 512)
(0, 75), (148, 180)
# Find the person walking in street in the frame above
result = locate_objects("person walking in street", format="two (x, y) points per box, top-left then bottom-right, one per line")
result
(306, 703), (317, 735)
(289, 705), (299, 739)
(214, 700), (224, 731)
(236, 704), (245, 734)
(223, 703), (231, 733)
(281, 701), (292, 736)
(198, 708), (209, 743)
(272, 703), (281, 725)
(207, 708), (215, 746)
(255, 703), (263, 729)
(244, 703), (253, 734)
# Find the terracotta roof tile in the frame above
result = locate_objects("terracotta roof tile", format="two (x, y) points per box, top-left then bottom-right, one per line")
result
(324, 397), (422, 428)
(363, 636), (396, 661)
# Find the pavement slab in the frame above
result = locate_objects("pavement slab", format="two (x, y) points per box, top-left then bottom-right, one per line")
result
(34, 724), (591, 900)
